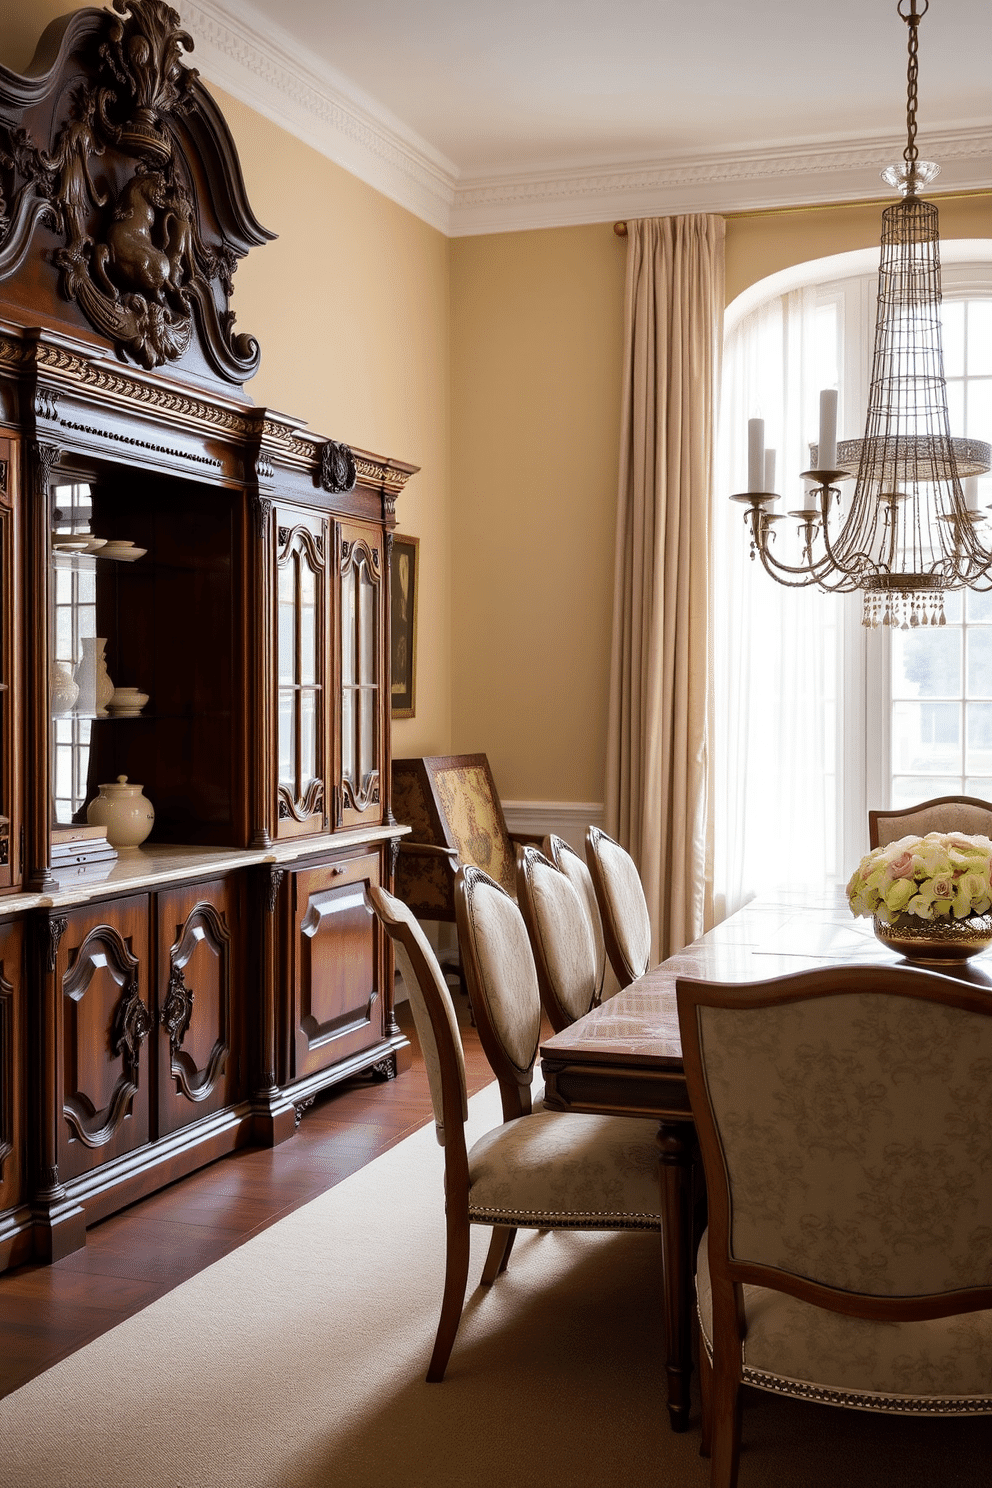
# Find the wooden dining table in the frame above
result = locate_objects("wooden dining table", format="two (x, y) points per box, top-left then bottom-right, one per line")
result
(539, 887), (990, 1433)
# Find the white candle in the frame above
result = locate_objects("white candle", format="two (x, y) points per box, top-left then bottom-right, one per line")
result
(764, 449), (776, 494)
(818, 389), (838, 470)
(965, 476), (980, 510)
(748, 418), (764, 492)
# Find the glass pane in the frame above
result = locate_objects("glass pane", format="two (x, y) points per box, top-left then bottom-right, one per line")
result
(945, 379), (964, 437)
(966, 703), (992, 776)
(891, 774), (961, 807)
(967, 378), (992, 442)
(300, 687), (317, 787)
(360, 686), (376, 778)
(299, 558), (316, 685)
(341, 568), (356, 686)
(965, 588), (992, 623)
(892, 700), (961, 776)
(278, 690), (296, 789)
(341, 689), (355, 782)
(278, 559), (295, 686)
(941, 299), (965, 378)
(359, 566), (375, 682)
(942, 589), (964, 625)
(969, 302), (992, 376)
(965, 776), (992, 797)
(966, 628), (992, 698)
(76, 564), (96, 605)
(891, 626), (961, 699)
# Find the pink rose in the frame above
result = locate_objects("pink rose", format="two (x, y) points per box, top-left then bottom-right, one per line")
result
(889, 851), (914, 879)
(931, 877), (954, 900)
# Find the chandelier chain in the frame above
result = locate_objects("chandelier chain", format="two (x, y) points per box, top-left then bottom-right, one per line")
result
(900, 0), (926, 168)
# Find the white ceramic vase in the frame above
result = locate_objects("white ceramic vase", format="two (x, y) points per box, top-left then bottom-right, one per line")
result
(50, 660), (79, 716)
(75, 637), (114, 716)
(86, 775), (154, 850)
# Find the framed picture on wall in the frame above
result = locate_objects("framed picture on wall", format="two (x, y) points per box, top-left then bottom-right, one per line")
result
(391, 533), (419, 718)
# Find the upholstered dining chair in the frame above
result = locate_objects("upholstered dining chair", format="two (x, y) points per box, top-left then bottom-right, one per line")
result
(868, 793), (992, 848)
(542, 833), (609, 1007)
(675, 963), (992, 1488)
(585, 826), (652, 989)
(370, 882), (662, 1384)
(516, 843), (599, 1032)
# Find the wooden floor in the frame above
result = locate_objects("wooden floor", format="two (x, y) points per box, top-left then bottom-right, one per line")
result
(0, 998), (495, 1401)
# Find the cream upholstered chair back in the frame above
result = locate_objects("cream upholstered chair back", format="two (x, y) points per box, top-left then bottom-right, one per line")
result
(676, 963), (992, 1486)
(454, 863), (543, 1120)
(543, 833), (608, 1005)
(585, 826), (651, 988)
(368, 886), (468, 1147)
(516, 844), (598, 1032)
(869, 793), (992, 848)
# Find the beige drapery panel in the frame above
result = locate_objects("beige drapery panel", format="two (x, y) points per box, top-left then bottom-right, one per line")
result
(605, 214), (725, 962)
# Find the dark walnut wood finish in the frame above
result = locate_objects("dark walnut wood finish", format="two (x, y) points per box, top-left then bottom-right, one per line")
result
(539, 890), (925, 1434)
(0, 2), (417, 1272)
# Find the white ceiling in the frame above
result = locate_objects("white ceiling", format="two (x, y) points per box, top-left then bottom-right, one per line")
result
(183, 0), (991, 233)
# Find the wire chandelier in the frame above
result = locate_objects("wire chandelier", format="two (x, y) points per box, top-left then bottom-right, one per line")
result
(733, 0), (990, 630)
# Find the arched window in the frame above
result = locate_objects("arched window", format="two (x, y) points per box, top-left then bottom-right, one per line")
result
(713, 242), (992, 920)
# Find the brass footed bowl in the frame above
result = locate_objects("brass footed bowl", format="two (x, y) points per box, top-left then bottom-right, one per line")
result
(873, 911), (992, 964)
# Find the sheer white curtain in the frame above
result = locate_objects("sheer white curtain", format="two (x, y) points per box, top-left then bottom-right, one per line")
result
(712, 288), (843, 920)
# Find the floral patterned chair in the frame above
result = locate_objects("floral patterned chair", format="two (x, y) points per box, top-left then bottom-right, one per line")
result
(370, 879), (662, 1383)
(868, 793), (992, 849)
(585, 826), (652, 988)
(676, 963), (992, 1488)
(516, 842), (600, 1032)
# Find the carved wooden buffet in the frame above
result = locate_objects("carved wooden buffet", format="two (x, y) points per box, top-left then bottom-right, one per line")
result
(0, 1), (415, 1271)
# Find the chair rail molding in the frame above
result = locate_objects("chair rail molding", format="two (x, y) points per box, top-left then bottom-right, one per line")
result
(502, 802), (604, 857)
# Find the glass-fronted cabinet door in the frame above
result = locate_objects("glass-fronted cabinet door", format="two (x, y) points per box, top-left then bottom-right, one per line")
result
(337, 520), (384, 830)
(275, 508), (329, 839)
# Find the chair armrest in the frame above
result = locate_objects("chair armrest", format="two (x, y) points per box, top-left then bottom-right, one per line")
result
(397, 842), (459, 863)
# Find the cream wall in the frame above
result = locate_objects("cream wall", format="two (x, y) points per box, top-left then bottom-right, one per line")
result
(449, 226), (626, 804)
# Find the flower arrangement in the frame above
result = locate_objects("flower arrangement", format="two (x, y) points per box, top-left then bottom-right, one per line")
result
(847, 831), (992, 924)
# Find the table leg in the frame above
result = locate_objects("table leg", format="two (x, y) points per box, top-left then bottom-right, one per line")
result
(657, 1119), (697, 1433)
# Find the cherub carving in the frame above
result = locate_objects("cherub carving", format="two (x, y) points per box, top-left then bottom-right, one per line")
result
(44, 90), (108, 284)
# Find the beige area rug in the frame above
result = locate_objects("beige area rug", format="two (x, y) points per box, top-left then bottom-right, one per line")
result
(2, 1082), (989, 1488)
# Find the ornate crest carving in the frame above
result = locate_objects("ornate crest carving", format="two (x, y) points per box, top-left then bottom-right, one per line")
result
(0, 1), (273, 380)
(320, 439), (357, 494)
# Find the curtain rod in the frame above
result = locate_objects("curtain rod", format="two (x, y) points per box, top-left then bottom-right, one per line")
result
(613, 188), (991, 235)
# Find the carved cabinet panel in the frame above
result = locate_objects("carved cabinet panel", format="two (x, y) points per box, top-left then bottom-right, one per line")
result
(291, 852), (384, 1079)
(337, 519), (385, 830)
(275, 505), (330, 839)
(155, 877), (243, 1137)
(56, 894), (151, 1182)
(0, 918), (25, 1235)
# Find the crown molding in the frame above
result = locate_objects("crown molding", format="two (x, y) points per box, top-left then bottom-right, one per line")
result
(180, 0), (457, 232)
(185, 2), (991, 237)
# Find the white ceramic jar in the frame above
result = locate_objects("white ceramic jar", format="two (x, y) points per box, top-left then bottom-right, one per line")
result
(86, 775), (154, 849)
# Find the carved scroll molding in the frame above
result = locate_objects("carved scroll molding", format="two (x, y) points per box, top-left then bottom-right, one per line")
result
(62, 924), (151, 1148)
(0, 0), (273, 379)
(163, 901), (231, 1103)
